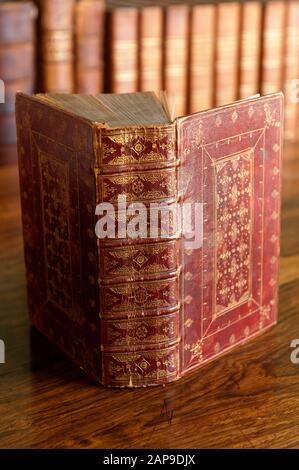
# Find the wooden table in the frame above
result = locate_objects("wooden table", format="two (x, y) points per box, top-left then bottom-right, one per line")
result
(0, 142), (299, 449)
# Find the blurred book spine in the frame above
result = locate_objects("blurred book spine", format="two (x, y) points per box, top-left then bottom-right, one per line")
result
(107, 7), (138, 93)
(284, 0), (299, 141)
(75, 0), (104, 93)
(239, 1), (262, 99)
(0, 1), (37, 165)
(163, 4), (189, 117)
(189, 3), (216, 113)
(215, 1), (241, 106)
(261, 0), (286, 95)
(139, 6), (163, 95)
(39, 0), (75, 92)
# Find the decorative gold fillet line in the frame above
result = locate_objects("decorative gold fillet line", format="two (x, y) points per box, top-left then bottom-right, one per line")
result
(99, 268), (182, 285)
(103, 342), (180, 356)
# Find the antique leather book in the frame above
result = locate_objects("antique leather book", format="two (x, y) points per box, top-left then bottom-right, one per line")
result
(107, 7), (138, 93)
(139, 6), (163, 95)
(16, 91), (283, 387)
(283, 0), (299, 141)
(261, 1), (286, 96)
(215, 2), (241, 106)
(0, 1), (37, 165)
(189, 3), (216, 113)
(75, 0), (104, 94)
(163, 5), (189, 117)
(38, 0), (75, 92)
(239, 1), (262, 99)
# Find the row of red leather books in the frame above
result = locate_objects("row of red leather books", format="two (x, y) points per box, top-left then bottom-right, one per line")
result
(1, 0), (299, 165)
(107, 0), (299, 140)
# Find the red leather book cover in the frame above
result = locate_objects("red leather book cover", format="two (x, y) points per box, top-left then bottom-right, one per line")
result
(189, 3), (216, 113)
(139, 6), (163, 95)
(261, 1), (287, 95)
(107, 8), (138, 93)
(215, 2), (241, 106)
(239, 1), (262, 99)
(163, 5), (189, 117)
(16, 92), (283, 387)
(75, 0), (104, 93)
(178, 93), (282, 375)
(283, 0), (299, 141)
(16, 93), (102, 381)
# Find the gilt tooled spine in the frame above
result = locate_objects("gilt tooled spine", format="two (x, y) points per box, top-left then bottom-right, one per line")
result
(94, 124), (182, 387)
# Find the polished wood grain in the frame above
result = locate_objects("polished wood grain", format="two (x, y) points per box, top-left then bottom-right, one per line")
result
(0, 142), (299, 449)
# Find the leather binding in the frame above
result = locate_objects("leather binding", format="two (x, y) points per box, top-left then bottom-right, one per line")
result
(261, 1), (287, 95)
(283, 0), (299, 141)
(39, 0), (75, 92)
(0, 1), (37, 164)
(215, 2), (241, 106)
(239, 1), (262, 99)
(16, 91), (283, 387)
(189, 3), (216, 113)
(139, 6), (163, 95)
(163, 4), (189, 117)
(107, 8), (138, 93)
(75, 0), (104, 93)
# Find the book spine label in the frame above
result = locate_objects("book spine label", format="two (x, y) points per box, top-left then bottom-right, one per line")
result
(75, 0), (104, 93)
(95, 124), (181, 387)
(215, 2), (241, 106)
(261, 1), (287, 95)
(109, 9), (138, 93)
(164, 5), (189, 117)
(239, 1), (262, 99)
(189, 4), (216, 113)
(139, 7), (163, 94)
(40, 0), (75, 92)
(284, 1), (299, 141)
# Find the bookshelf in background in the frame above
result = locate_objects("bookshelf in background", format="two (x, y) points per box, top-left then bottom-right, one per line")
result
(2, 0), (299, 168)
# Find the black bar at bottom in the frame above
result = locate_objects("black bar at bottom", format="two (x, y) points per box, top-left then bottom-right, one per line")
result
(0, 449), (297, 467)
